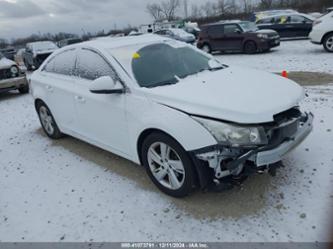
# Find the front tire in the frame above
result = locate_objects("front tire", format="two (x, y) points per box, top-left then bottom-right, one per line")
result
(36, 102), (63, 139)
(323, 33), (333, 53)
(141, 132), (196, 197)
(244, 41), (257, 54)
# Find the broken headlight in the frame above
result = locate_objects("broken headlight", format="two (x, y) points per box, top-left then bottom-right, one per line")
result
(192, 116), (268, 147)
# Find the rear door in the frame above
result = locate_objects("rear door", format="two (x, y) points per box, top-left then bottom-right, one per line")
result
(72, 48), (130, 154)
(207, 25), (224, 50)
(39, 49), (77, 130)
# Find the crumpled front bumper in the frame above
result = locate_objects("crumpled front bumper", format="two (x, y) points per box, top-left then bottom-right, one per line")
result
(191, 112), (314, 181)
(250, 112), (314, 166)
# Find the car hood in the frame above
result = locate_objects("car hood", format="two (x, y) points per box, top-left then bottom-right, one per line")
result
(0, 57), (16, 69)
(142, 66), (304, 124)
(255, 29), (278, 35)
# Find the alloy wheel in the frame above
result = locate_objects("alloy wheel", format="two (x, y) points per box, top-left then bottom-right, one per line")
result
(147, 142), (185, 190)
(39, 106), (55, 135)
(325, 36), (333, 52)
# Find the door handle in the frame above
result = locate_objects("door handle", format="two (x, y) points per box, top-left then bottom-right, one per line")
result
(45, 85), (53, 92)
(75, 95), (86, 103)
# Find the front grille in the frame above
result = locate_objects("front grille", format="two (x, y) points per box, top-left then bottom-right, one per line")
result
(0, 68), (12, 80)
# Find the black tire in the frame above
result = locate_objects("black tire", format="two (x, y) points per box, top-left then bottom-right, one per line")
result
(202, 43), (212, 54)
(18, 84), (29, 94)
(36, 101), (64, 139)
(244, 41), (257, 54)
(323, 33), (333, 53)
(141, 132), (197, 197)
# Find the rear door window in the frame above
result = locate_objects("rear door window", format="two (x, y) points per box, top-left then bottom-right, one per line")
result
(290, 15), (311, 23)
(43, 49), (76, 76)
(208, 25), (224, 37)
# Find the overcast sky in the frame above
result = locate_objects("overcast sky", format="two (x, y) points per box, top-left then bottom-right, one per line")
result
(0, 0), (213, 39)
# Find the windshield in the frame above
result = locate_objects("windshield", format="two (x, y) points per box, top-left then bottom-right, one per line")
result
(239, 22), (258, 32)
(32, 41), (58, 51)
(132, 43), (225, 88)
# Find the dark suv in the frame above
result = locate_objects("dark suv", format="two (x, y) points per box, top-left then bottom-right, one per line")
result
(197, 21), (280, 54)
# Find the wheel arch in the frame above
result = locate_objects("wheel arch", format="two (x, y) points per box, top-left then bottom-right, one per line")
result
(137, 128), (178, 166)
(136, 127), (214, 189)
(321, 31), (333, 44)
(34, 98), (46, 111)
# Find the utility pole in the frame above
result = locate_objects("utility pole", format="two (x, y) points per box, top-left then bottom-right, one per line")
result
(184, 0), (188, 19)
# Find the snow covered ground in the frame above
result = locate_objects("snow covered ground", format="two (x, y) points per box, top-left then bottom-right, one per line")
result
(215, 39), (333, 74)
(0, 40), (333, 243)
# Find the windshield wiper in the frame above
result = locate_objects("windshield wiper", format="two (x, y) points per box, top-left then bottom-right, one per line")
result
(209, 66), (224, 71)
(146, 78), (179, 88)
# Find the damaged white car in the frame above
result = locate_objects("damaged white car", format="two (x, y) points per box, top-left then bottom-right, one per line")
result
(30, 35), (313, 197)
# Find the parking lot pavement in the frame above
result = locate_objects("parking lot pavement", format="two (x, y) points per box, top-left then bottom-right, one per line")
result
(0, 83), (332, 242)
(215, 40), (333, 74)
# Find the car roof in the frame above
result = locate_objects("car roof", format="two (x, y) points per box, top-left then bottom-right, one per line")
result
(202, 20), (244, 27)
(74, 34), (172, 51)
(258, 13), (315, 20)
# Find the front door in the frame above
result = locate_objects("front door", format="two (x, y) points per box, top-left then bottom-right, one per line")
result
(221, 24), (244, 51)
(73, 48), (130, 155)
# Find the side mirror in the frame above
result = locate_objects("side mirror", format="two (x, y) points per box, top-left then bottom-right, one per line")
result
(89, 76), (124, 94)
(235, 29), (242, 34)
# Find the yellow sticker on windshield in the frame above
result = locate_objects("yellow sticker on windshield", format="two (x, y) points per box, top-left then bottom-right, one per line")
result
(133, 52), (140, 59)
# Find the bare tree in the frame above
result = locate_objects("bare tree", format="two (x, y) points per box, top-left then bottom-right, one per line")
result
(259, 0), (274, 9)
(146, 0), (180, 21)
(190, 4), (202, 18)
(160, 0), (181, 21)
(241, 0), (253, 13)
(146, 3), (163, 21)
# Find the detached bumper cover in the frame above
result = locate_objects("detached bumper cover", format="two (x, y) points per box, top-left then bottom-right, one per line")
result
(254, 112), (314, 166)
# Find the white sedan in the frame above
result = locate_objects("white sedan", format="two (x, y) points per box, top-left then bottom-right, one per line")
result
(30, 34), (313, 197)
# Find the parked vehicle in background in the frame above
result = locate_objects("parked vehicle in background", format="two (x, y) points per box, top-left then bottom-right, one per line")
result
(23, 41), (58, 70)
(0, 47), (17, 60)
(327, 7), (333, 13)
(184, 26), (201, 39)
(197, 21), (280, 54)
(57, 38), (83, 48)
(256, 13), (314, 38)
(0, 52), (29, 94)
(254, 9), (297, 22)
(30, 34), (313, 197)
(14, 48), (26, 66)
(309, 12), (333, 52)
(154, 28), (196, 44)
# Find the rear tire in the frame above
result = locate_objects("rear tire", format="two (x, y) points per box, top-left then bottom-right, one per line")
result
(323, 33), (333, 53)
(202, 44), (212, 54)
(244, 41), (257, 54)
(36, 102), (64, 139)
(141, 132), (197, 197)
